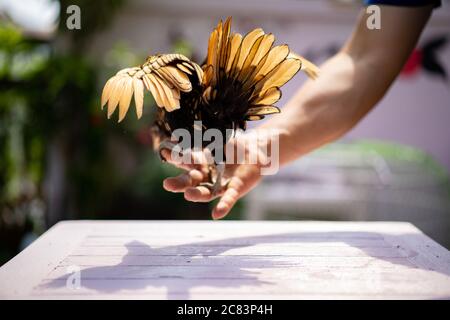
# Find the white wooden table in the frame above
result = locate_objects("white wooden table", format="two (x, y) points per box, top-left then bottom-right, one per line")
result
(0, 220), (449, 299)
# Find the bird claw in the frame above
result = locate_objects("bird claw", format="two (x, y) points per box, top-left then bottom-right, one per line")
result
(158, 142), (229, 197)
(199, 163), (229, 197)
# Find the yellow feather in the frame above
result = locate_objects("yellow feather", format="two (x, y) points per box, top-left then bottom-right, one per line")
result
(251, 45), (290, 84)
(101, 77), (113, 108)
(254, 58), (301, 96)
(253, 34), (275, 66)
(246, 115), (265, 121)
(206, 29), (218, 75)
(225, 33), (242, 73)
(164, 65), (192, 92)
(240, 33), (275, 85)
(152, 74), (180, 112)
(182, 62), (195, 70)
(246, 105), (280, 116)
(237, 34), (265, 82)
(202, 86), (212, 103)
(251, 87), (281, 106)
(288, 52), (320, 79)
(218, 17), (232, 81)
(144, 74), (164, 108)
(133, 78), (144, 119)
(118, 78), (133, 122)
(147, 74), (166, 108)
(107, 77), (125, 119)
(202, 65), (214, 87)
(176, 63), (193, 75)
(233, 28), (265, 76)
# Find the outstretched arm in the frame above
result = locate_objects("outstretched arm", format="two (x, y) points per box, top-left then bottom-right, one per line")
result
(262, 4), (433, 165)
(163, 5), (434, 219)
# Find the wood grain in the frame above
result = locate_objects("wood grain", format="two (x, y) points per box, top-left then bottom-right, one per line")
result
(0, 220), (449, 299)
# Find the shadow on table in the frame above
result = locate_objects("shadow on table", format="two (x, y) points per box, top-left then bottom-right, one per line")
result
(40, 231), (449, 298)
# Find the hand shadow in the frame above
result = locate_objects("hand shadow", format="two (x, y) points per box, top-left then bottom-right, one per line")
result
(38, 231), (450, 299)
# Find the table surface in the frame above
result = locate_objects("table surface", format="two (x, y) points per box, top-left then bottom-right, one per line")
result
(1, 220), (449, 299)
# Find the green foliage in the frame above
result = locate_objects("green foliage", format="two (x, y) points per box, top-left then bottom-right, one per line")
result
(172, 38), (194, 59)
(0, 23), (22, 50)
(0, 20), (102, 263)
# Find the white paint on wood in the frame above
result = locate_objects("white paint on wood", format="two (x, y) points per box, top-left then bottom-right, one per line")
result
(0, 220), (449, 299)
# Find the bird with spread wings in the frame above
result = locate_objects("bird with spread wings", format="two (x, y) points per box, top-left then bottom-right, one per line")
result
(101, 17), (319, 195)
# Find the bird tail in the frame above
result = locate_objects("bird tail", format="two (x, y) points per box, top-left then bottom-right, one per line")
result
(202, 17), (319, 121)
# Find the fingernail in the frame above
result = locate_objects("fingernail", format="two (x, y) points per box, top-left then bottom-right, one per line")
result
(212, 212), (222, 220)
(184, 192), (197, 202)
(217, 203), (227, 212)
(163, 179), (174, 192)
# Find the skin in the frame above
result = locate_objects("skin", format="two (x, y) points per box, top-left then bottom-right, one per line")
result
(163, 5), (434, 219)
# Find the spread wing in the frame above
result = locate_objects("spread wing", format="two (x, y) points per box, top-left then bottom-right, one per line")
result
(202, 17), (319, 121)
(101, 54), (203, 122)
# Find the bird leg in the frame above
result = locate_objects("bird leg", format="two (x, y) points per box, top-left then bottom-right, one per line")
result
(200, 162), (230, 197)
(158, 141), (229, 197)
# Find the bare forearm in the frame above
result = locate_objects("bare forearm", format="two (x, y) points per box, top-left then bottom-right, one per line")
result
(262, 51), (384, 165)
(262, 5), (432, 167)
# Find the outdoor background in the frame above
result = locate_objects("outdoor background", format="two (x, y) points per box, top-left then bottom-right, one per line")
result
(1, 0), (449, 265)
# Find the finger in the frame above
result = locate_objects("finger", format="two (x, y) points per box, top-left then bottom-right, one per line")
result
(212, 177), (244, 220)
(163, 173), (191, 192)
(184, 186), (216, 202)
(161, 149), (195, 171)
(162, 148), (211, 175)
(163, 169), (204, 192)
(212, 187), (240, 220)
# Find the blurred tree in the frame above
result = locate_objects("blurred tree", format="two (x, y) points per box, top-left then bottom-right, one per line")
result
(0, 22), (49, 262)
(1, 0), (214, 265)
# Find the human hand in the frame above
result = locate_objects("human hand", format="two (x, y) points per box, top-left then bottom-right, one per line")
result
(161, 133), (274, 219)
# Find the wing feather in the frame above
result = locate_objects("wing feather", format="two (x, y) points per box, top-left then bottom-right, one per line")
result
(288, 52), (320, 80)
(101, 77), (114, 108)
(250, 45), (290, 85)
(133, 78), (144, 119)
(251, 87), (281, 106)
(240, 33), (274, 85)
(118, 78), (133, 122)
(107, 77), (126, 118)
(225, 33), (242, 73)
(237, 34), (265, 82)
(232, 28), (265, 78)
(218, 17), (232, 82)
(157, 66), (191, 92)
(151, 73), (180, 112)
(246, 115), (265, 121)
(143, 74), (164, 108)
(176, 63), (192, 75)
(246, 105), (280, 116)
(206, 29), (219, 84)
(252, 58), (301, 96)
